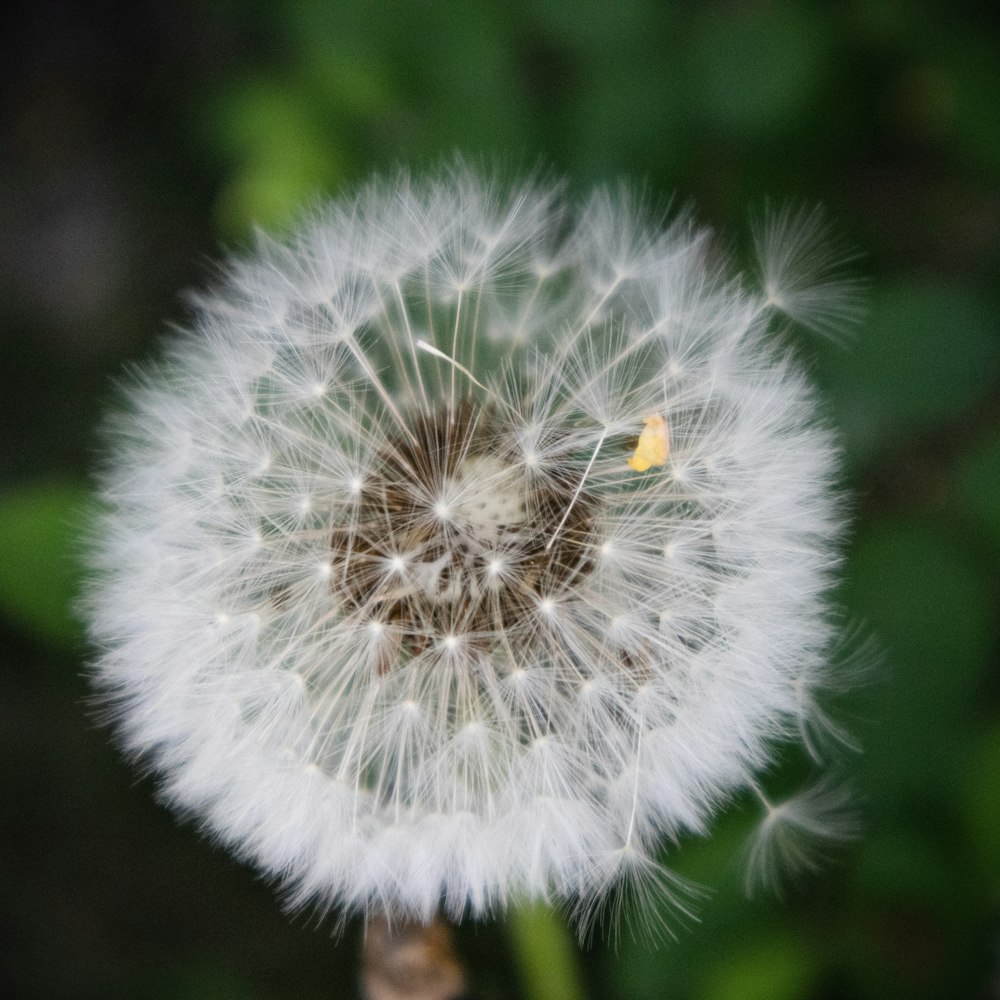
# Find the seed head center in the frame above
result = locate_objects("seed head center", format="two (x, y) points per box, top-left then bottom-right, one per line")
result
(329, 404), (596, 663)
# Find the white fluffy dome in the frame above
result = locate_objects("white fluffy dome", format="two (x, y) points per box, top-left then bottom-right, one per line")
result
(86, 167), (856, 929)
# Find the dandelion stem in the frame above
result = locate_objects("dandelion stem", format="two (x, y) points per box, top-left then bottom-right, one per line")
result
(343, 334), (418, 448)
(748, 778), (775, 815)
(545, 427), (607, 551)
(416, 339), (514, 415)
(466, 283), (485, 400)
(507, 903), (586, 1000)
(393, 279), (430, 414)
(449, 288), (464, 419)
(624, 723), (643, 848)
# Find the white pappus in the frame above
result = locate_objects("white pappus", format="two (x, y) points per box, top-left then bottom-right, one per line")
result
(85, 165), (861, 935)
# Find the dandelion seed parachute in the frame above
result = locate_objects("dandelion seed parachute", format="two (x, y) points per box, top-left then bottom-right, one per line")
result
(86, 166), (856, 932)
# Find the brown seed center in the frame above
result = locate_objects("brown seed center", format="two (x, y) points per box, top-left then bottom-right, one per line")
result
(330, 403), (596, 666)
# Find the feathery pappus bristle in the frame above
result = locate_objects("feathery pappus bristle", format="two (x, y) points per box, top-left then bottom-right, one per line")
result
(744, 780), (861, 899)
(84, 163), (861, 935)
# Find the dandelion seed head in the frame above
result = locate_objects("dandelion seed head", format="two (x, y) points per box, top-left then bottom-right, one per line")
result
(86, 164), (859, 933)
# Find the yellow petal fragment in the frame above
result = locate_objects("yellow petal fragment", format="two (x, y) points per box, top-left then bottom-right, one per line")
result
(627, 415), (670, 472)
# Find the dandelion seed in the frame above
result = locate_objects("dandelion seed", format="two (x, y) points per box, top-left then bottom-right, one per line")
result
(744, 780), (861, 899)
(85, 164), (859, 935)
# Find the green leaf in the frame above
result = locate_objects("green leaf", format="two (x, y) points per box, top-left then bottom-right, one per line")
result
(200, 78), (347, 236)
(0, 480), (89, 650)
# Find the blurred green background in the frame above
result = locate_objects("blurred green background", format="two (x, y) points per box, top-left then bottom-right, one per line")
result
(2, 1), (998, 997)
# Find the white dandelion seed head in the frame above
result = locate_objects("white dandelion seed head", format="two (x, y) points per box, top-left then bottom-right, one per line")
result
(86, 164), (858, 932)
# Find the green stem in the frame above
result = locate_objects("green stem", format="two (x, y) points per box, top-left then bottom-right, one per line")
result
(506, 902), (587, 1000)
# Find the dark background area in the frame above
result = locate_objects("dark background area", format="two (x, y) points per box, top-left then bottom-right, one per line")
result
(1, 2), (998, 997)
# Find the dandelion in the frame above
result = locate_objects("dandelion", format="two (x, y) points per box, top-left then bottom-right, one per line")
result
(85, 165), (858, 934)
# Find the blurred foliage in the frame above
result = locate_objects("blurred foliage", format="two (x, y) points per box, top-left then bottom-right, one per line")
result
(0, 481), (88, 652)
(2, 1), (998, 998)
